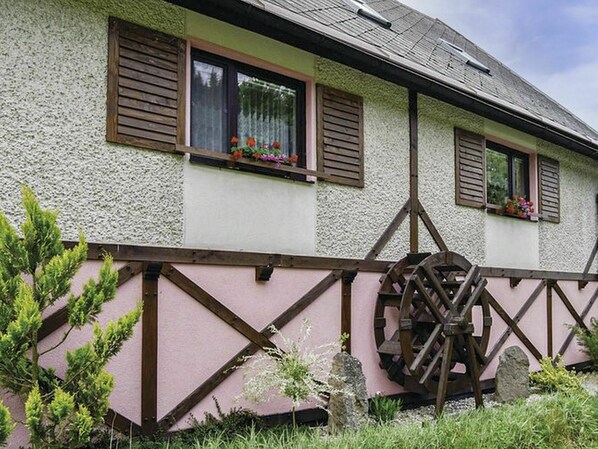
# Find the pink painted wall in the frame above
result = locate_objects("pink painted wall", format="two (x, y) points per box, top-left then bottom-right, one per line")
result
(3, 260), (596, 446)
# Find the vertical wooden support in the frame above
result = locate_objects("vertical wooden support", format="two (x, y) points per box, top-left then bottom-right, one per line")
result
(546, 280), (554, 358)
(341, 271), (358, 354)
(409, 89), (419, 253)
(141, 262), (162, 436)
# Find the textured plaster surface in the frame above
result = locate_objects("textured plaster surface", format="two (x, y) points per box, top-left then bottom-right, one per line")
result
(536, 140), (598, 272)
(314, 58), (411, 260)
(417, 96), (486, 265)
(0, 0), (185, 246)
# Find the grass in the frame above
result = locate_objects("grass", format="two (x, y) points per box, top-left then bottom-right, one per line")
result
(104, 392), (598, 449)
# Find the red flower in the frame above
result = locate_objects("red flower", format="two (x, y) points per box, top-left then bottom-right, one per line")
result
(529, 201), (534, 207)
(530, 207), (535, 213)
(506, 206), (515, 214)
(289, 154), (298, 164)
(272, 140), (281, 150)
(252, 152), (261, 159)
(246, 137), (256, 147)
(231, 136), (239, 145)
(231, 150), (243, 161)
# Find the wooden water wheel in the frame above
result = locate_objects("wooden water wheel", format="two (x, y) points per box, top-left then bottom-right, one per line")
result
(374, 251), (492, 414)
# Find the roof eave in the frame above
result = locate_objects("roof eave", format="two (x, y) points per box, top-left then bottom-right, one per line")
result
(167, 0), (598, 159)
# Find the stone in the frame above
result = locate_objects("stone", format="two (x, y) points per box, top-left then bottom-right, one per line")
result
(327, 352), (368, 433)
(494, 345), (530, 403)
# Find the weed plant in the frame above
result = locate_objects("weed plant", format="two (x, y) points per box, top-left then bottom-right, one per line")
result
(529, 356), (584, 395)
(368, 394), (402, 423)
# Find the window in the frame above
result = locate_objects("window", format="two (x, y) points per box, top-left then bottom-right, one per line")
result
(190, 49), (306, 167)
(485, 141), (529, 206)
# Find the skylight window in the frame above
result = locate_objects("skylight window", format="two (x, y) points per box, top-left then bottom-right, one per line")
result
(437, 38), (490, 74)
(342, 0), (392, 29)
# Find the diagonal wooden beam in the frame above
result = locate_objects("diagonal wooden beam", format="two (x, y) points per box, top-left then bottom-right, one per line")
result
(417, 200), (449, 252)
(365, 199), (410, 260)
(161, 263), (275, 350)
(158, 270), (342, 430)
(39, 262), (143, 340)
(481, 283), (545, 371)
(552, 282), (586, 329)
(583, 238), (598, 275)
(556, 284), (598, 359)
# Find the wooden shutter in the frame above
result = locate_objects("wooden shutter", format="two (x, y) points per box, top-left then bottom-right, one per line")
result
(455, 128), (486, 207)
(317, 85), (364, 187)
(107, 17), (185, 152)
(538, 156), (560, 223)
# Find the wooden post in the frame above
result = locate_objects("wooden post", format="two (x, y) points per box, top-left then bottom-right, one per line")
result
(341, 271), (358, 354)
(409, 89), (419, 253)
(141, 262), (162, 436)
(546, 280), (554, 358)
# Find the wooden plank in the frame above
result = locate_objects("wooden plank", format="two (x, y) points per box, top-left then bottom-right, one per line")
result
(118, 116), (176, 135)
(141, 262), (161, 435)
(480, 267), (598, 282)
(120, 47), (178, 72)
(323, 114), (360, 130)
(365, 199), (411, 260)
(119, 37), (179, 63)
(556, 285), (598, 358)
(435, 336), (454, 416)
(409, 90), (419, 253)
(119, 26), (179, 55)
(322, 128), (360, 144)
(118, 106), (177, 126)
(117, 125), (176, 144)
(176, 39), (186, 146)
(482, 286), (544, 369)
(39, 262), (143, 340)
(538, 156), (560, 223)
(322, 159), (361, 173)
(466, 335), (483, 408)
(160, 263), (276, 349)
(547, 282), (553, 358)
(118, 77), (178, 100)
(118, 87), (177, 108)
(106, 18), (120, 143)
(322, 136), (360, 152)
(341, 271), (358, 354)
(118, 97), (177, 117)
(455, 128), (485, 208)
(158, 270), (342, 429)
(119, 66), (178, 91)
(418, 200), (449, 252)
(119, 57), (178, 81)
(323, 152), (360, 165)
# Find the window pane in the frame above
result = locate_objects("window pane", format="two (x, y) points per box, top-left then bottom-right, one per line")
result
(237, 73), (297, 156)
(486, 148), (509, 205)
(191, 60), (226, 152)
(513, 156), (526, 199)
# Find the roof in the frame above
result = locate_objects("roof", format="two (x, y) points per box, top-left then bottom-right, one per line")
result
(168, 0), (598, 157)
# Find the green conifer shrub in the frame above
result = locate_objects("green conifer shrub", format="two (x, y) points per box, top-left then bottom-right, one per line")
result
(0, 186), (142, 448)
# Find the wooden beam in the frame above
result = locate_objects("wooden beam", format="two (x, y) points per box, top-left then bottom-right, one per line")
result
(141, 262), (161, 435)
(341, 270), (358, 354)
(105, 408), (142, 436)
(583, 238), (598, 275)
(482, 284), (545, 370)
(158, 270), (342, 430)
(255, 265), (274, 281)
(39, 262), (143, 340)
(552, 282), (586, 329)
(64, 242), (392, 273)
(480, 267), (598, 282)
(409, 90), (419, 253)
(161, 263), (276, 350)
(546, 281), (555, 358)
(365, 199), (410, 260)
(418, 201), (449, 252)
(556, 285), (598, 358)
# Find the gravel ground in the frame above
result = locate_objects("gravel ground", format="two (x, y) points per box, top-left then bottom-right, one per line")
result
(394, 373), (598, 426)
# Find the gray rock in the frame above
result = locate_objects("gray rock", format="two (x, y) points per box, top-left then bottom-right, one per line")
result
(327, 352), (368, 433)
(494, 346), (530, 403)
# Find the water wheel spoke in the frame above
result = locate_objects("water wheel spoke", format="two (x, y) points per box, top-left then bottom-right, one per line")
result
(435, 336), (454, 416)
(452, 265), (481, 309)
(413, 275), (445, 323)
(409, 324), (443, 373)
(419, 344), (444, 387)
(470, 335), (487, 364)
(420, 265), (458, 315)
(458, 277), (488, 319)
(466, 334), (483, 408)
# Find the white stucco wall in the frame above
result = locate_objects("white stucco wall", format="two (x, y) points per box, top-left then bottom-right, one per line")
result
(0, 0), (186, 246)
(183, 162), (317, 254)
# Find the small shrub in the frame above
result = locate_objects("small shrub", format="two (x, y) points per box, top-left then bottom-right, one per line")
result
(369, 393), (402, 423)
(529, 355), (583, 395)
(574, 318), (598, 368)
(185, 396), (261, 443)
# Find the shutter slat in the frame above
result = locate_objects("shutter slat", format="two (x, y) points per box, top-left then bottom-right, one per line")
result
(107, 17), (185, 152)
(317, 85), (364, 187)
(455, 128), (486, 207)
(538, 156), (560, 223)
